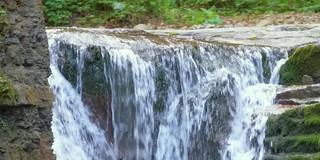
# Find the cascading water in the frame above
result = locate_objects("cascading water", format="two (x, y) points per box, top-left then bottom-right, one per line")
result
(47, 29), (287, 160)
(48, 42), (116, 160)
(221, 52), (288, 160)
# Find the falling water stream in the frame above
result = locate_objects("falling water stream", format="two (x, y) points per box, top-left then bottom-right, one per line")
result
(47, 29), (287, 160)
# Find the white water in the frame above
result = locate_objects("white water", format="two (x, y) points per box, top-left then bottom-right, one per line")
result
(222, 53), (287, 160)
(101, 47), (156, 160)
(49, 42), (116, 160)
(48, 29), (287, 160)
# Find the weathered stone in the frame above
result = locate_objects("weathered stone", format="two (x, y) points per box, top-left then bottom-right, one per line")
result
(133, 23), (155, 30)
(275, 84), (320, 105)
(147, 24), (320, 48)
(302, 75), (314, 85)
(257, 19), (272, 27)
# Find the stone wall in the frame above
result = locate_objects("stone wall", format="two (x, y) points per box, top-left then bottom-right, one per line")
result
(0, 0), (53, 159)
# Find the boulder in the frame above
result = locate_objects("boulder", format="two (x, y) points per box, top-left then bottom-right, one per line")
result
(279, 45), (320, 85)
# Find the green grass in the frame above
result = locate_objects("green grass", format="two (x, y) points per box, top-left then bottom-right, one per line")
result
(43, 0), (320, 27)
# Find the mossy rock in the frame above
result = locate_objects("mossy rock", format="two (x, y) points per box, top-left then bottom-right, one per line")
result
(265, 152), (320, 160)
(266, 103), (320, 137)
(279, 45), (320, 85)
(265, 134), (320, 154)
(265, 104), (320, 158)
(0, 74), (18, 105)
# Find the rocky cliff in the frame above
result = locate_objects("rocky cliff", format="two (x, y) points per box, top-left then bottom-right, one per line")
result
(0, 0), (53, 159)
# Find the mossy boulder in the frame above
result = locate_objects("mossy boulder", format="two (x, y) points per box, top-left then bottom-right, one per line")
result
(266, 103), (320, 137)
(279, 45), (320, 85)
(265, 103), (320, 159)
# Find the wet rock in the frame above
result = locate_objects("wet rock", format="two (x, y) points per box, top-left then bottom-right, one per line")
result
(275, 84), (320, 105)
(276, 99), (301, 105)
(302, 75), (314, 85)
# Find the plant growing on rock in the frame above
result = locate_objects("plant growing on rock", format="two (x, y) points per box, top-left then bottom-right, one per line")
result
(0, 74), (17, 104)
(0, 7), (8, 43)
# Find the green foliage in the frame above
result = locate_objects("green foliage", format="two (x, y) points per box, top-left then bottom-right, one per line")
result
(0, 7), (8, 42)
(0, 74), (17, 102)
(233, 0), (320, 13)
(43, 0), (320, 27)
(279, 45), (320, 85)
(44, 0), (222, 26)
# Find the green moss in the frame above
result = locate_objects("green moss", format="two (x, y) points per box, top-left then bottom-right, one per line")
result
(267, 134), (320, 154)
(266, 104), (320, 158)
(0, 7), (8, 42)
(266, 103), (320, 137)
(304, 104), (320, 117)
(0, 74), (18, 104)
(266, 152), (320, 160)
(279, 45), (320, 85)
(305, 116), (320, 126)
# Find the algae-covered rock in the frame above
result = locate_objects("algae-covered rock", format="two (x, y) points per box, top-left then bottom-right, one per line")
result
(266, 103), (320, 137)
(265, 103), (320, 160)
(265, 152), (320, 160)
(279, 45), (320, 85)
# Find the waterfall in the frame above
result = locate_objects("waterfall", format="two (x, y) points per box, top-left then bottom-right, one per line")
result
(47, 29), (287, 160)
(48, 42), (116, 160)
(222, 52), (288, 160)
